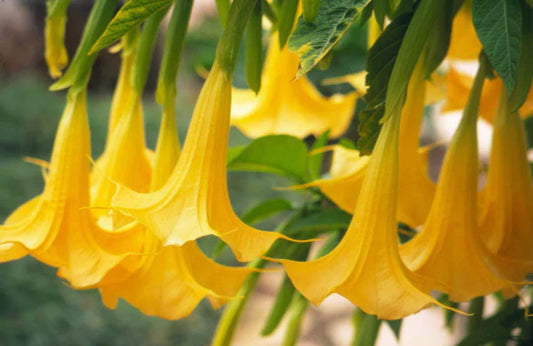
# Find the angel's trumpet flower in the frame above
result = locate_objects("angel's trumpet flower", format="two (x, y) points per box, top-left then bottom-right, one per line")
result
(90, 93), (152, 227)
(230, 32), (358, 138)
(99, 99), (253, 319)
(400, 71), (511, 302)
(299, 61), (436, 227)
(0, 89), (133, 287)
(112, 62), (303, 262)
(478, 91), (533, 281)
(444, 68), (533, 122)
(276, 109), (448, 320)
(447, 2), (482, 60)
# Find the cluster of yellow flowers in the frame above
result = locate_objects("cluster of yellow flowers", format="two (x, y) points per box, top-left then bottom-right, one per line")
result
(2, 0), (533, 338)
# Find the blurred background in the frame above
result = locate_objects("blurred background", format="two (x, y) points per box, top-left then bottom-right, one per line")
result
(0, 0), (369, 345)
(3, 1), (533, 345)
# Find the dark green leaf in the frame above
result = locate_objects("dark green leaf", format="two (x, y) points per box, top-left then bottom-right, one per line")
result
(227, 135), (309, 182)
(284, 208), (351, 234)
(509, 3), (533, 112)
(288, 0), (368, 77)
(241, 198), (294, 225)
(374, 0), (389, 28)
(356, 12), (412, 154)
(473, 0), (522, 93)
(423, 0), (453, 77)
(90, 0), (173, 54)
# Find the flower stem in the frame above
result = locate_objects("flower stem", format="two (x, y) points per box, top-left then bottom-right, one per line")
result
(352, 310), (382, 346)
(215, 0), (257, 77)
(156, 0), (194, 104)
(51, 0), (118, 92)
(132, 7), (169, 93)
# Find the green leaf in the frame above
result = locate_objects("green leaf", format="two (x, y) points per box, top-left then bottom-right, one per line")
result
(261, 275), (297, 335)
(302, 0), (321, 22)
(473, 0), (522, 93)
(509, 3), (533, 112)
(423, 0), (453, 77)
(278, 0), (299, 48)
(227, 135), (309, 182)
(373, 0), (390, 28)
(308, 130), (330, 180)
(284, 208), (351, 234)
(288, 0), (368, 77)
(386, 319), (402, 340)
(90, 0), (173, 55)
(356, 12), (412, 154)
(240, 198), (294, 225)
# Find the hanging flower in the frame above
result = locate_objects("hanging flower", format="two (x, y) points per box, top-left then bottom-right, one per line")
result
(400, 73), (511, 302)
(112, 61), (305, 262)
(0, 89), (134, 287)
(98, 99), (253, 319)
(297, 61), (436, 228)
(274, 108), (447, 320)
(478, 91), (533, 281)
(230, 32), (358, 138)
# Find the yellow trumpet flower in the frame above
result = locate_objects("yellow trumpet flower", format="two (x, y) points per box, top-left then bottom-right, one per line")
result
(478, 91), (533, 281)
(299, 61), (436, 227)
(400, 73), (510, 302)
(275, 109), (447, 320)
(447, 1), (482, 60)
(90, 93), (152, 227)
(230, 32), (358, 138)
(0, 89), (134, 287)
(99, 94), (253, 320)
(112, 61), (302, 262)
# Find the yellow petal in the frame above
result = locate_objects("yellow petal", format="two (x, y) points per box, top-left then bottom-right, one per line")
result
(91, 93), (152, 227)
(279, 112), (440, 320)
(231, 32), (358, 138)
(443, 68), (501, 122)
(400, 87), (510, 302)
(0, 90), (134, 287)
(478, 93), (533, 281)
(112, 61), (300, 262)
(304, 61), (436, 227)
(447, 2), (482, 60)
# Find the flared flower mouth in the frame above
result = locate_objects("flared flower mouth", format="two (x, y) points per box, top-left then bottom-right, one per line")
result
(111, 61), (311, 263)
(230, 32), (358, 139)
(273, 107), (446, 320)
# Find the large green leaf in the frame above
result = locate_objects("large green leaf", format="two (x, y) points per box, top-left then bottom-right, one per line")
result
(89, 0), (173, 54)
(509, 3), (533, 112)
(227, 135), (309, 182)
(288, 0), (368, 77)
(472, 0), (522, 93)
(284, 208), (352, 233)
(357, 12), (412, 155)
(240, 198), (294, 225)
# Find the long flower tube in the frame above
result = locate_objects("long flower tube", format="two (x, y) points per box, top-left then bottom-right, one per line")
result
(0, 89), (135, 287)
(112, 61), (307, 262)
(98, 101), (254, 319)
(272, 107), (450, 320)
(230, 32), (358, 138)
(297, 59), (436, 228)
(400, 65), (512, 302)
(478, 90), (533, 281)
